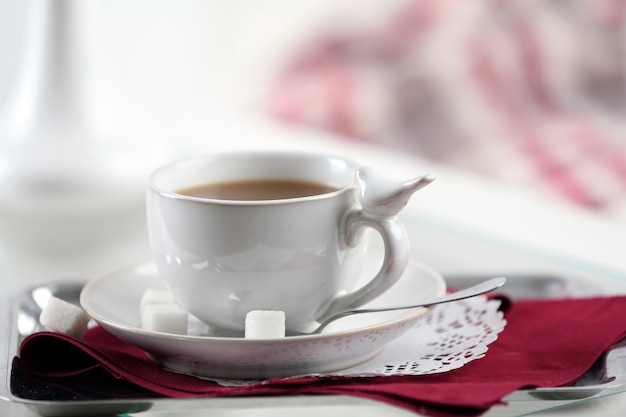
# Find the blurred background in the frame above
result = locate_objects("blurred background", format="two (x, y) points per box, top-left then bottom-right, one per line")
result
(0, 0), (624, 283)
(268, 0), (626, 212)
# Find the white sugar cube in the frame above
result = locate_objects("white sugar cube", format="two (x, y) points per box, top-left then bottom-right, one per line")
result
(245, 310), (286, 339)
(140, 288), (176, 311)
(141, 304), (188, 334)
(40, 296), (90, 338)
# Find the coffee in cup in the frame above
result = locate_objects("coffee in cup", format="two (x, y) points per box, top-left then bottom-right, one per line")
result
(177, 179), (339, 201)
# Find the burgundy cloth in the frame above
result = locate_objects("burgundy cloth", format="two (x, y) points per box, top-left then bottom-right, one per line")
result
(18, 296), (626, 417)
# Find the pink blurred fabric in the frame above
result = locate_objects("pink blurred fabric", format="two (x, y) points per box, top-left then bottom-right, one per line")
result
(269, 0), (626, 211)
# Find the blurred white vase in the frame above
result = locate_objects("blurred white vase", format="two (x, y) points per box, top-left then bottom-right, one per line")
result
(0, 0), (172, 253)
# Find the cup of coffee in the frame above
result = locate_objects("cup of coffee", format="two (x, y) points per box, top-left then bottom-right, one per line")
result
(146, 152), (433, 332)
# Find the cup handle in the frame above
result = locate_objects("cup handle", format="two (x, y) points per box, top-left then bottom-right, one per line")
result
(324, 211), (410, 319)
(318, 167), (434, 321)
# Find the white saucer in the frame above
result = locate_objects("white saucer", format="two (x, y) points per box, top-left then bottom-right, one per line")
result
(80, 256), (446, 380)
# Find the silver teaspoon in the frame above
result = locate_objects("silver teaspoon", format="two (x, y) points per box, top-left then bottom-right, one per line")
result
(295, 277), (506, 335)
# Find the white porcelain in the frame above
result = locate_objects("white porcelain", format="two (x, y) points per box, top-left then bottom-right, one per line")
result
(146, 152), (433, 332)
(80, 256), (446, 380)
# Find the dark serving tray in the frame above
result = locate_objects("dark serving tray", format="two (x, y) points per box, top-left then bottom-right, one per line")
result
(2, 277), (626, 417)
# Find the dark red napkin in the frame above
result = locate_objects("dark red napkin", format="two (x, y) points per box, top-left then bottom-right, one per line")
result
(16, 296), (626, 417)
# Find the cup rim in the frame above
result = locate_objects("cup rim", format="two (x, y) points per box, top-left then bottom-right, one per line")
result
(147, 151), (360, 206)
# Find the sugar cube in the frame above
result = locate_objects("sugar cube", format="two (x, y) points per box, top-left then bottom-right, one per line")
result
(40, 296), (90, 338)
(141, 304), (188, 334)
(140, 288), (176, 311)
(245, 310), (286, 339)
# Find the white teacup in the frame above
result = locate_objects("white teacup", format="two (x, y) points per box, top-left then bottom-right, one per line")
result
(146, 152), (433, 332)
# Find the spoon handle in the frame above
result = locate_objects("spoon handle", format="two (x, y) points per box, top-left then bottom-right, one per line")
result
(311, 277), (506, 334)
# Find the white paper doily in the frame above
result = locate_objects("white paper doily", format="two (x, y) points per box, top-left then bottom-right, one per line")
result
(214, 295), (506, 385)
